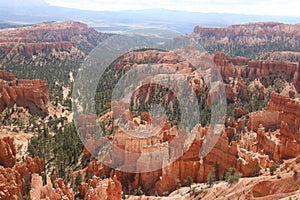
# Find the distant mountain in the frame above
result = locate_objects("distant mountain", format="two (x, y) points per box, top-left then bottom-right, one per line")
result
(0, 1), (299, 33)
(1, 0), (48, 8)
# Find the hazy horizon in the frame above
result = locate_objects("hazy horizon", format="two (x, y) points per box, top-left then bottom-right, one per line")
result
(44, 0), (300, 17)
(1, 0), (299, 33)
(1, 0), (299, 17)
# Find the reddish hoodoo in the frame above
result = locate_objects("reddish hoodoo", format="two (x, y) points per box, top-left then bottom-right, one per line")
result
(0, 137), (16, 168)
(153, 125), (258, 195)
(78, 175), (122, 200)
(245, 93), (300, 162)
(30, 174), (75, 200)
(77, 49), (300, 197)
(0, 156), (44, 199)
(235, 108), (248, 118)
(0, 166), (23, 200)
(213, 52), (300, 92)
(0, 70), (48, 116)
(248, 93), (300, 132)
(85, 120), (256, 196)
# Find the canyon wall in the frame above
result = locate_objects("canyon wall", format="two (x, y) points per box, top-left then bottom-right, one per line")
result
(214, 52), (300, 92)
(0, 70), (48, 116)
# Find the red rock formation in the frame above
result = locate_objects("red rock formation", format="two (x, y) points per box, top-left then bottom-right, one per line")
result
(14, 157), (44, 178)
(78, 94), (298, 197)
(87, 119), (255, 196)
(198, 158), (300, 200)
(0, 71), (16, 82)
(247, 110), (280, 131)
(192, 22), (300, 60)
(0, 136), (45, 198)
(153, 125), (258, 195)
(244, 93), (300, 162)
(277, 122), (300, 159)
(86, 160), (110, 179)
(116, 50), (192, 71)
(0, 137), (16, 168)
(126, 155), (300, 199)
(248, 93), (300, 132)
(266, 93), (300, 132)
(106, 49), (298, 113)
(179, 51), (300, 107)
(0, 42), (77, 58)
(0, 166), (23, 200)
(224, 84), (236, 103)
(75, 48), (299, 197)
(13, 157), (44, 195)
(0, 21), (104, 55)
(236, 80), (249, 101)
(235, 108), (248, 118)
(0, 155), (44, 199)
(0, 70), (48, 116)
(30, 174), (75, 200)
(213, 52), (300, 92)
(78, 175), (122, 200)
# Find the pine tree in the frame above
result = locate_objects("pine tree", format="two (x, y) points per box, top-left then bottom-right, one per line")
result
(207, 171), (216, 188)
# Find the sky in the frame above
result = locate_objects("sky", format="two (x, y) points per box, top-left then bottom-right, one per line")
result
(44, 0), (300, 17)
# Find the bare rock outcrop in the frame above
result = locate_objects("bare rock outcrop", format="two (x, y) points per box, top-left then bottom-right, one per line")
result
(0, 21), (103, 55)
(0, 137), (16, 168)
(213, 51), (300, 92)
(0, 166), (22, 200)
(248, 93), (300, 132)
(0, 155), (44, 199)
(245, 93), (300, 161)
(85, 115), (255, 196)
(0, 70), (48, 116)
(78, 175), (122, 200)
(192, 22), (300, 58)
(30, 174), (74, 200)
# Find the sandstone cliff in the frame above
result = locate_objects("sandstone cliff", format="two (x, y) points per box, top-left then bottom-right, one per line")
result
(213, 52), (300, 92)
(191, 22), (300, 58)
(0, 21), (112, 102)
(0, 137), (16, 168)
(246, 93), (300, 161)
(0, 21), (105, 56)
(0, 70), (48, 116)
(248, 93), (300, 132)
(85, 48), (300, 197)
